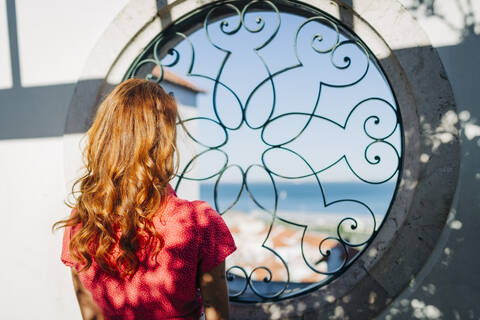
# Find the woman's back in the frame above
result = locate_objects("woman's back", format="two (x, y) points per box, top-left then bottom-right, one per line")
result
(55, 79), (236, 319)
(61, 184), (236, 319)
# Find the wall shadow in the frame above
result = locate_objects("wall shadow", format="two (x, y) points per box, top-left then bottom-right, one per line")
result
(377, 30), (480, 320)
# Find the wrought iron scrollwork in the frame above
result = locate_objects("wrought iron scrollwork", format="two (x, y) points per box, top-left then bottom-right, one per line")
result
(124, 0), (403, 302)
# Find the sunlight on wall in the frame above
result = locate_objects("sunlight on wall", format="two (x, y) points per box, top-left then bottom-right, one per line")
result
(15, 0), (127, 87)
(384, 298), (442, 320)
(0, 0), (12, 89)
(397, 0), (480, 47)
(457, 110), (480, 141)
(0, 136), (76, 319)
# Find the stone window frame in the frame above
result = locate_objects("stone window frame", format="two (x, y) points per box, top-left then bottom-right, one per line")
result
(63, 0), (459, 318)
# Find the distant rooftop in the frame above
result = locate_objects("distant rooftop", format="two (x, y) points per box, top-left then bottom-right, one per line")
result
(152, 66), (206, 93)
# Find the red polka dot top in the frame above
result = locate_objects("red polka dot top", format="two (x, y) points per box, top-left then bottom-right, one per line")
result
(60, 184), (237, 320)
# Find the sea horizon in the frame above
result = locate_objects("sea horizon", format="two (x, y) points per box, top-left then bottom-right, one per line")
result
(199, 180), (397, 219)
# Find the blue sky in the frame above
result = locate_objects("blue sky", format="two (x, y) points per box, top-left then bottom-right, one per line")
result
(163, 11), (401, 184)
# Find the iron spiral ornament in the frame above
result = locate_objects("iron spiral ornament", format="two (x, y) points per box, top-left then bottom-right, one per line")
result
(124, 0), (403, 302)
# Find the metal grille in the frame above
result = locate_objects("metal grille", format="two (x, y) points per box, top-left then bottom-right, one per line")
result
(124, 0), (402, 302)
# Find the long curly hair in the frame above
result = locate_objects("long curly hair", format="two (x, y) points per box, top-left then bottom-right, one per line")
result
(53, 78), (179, 277)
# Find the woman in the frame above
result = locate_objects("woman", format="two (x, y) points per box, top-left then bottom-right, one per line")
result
(53, 78), (237, 320)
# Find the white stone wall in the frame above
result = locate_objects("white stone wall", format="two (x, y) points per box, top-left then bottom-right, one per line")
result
(0, 1), (127, 319)
(0, 2), (201, 318)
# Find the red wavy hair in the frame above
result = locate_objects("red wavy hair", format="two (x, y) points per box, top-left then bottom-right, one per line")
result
(53, 78), (179, 277)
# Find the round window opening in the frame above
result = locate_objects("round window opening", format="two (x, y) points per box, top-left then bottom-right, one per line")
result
(125, 0), (403, 302)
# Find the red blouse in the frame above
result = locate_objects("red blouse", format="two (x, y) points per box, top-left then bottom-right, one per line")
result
(61, 184), (237, 320)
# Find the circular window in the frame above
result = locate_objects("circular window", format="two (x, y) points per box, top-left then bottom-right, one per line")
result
(124, 0), (402, 302)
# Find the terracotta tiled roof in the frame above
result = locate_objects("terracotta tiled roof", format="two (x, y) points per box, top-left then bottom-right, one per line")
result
(152, 66), (206, 93)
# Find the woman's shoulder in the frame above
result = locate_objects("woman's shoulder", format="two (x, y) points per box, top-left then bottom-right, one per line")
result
(165, 190), (218, 219)
(163, 185), (223, 227)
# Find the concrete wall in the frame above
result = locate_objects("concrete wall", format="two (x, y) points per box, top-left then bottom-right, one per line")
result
(0, 0), (478, 319)
(377, 0), (480, 319)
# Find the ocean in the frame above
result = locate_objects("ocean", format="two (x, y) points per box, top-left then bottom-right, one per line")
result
(199, 181), (397, 218)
